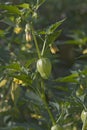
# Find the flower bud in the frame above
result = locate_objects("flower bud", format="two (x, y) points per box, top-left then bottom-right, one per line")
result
(50, 44), (59, 54)
(25, 23), (30, 33)
(26, 32), (32, 42)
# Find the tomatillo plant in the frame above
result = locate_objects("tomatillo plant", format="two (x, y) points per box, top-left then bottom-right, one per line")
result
(0, 0), (69, 130)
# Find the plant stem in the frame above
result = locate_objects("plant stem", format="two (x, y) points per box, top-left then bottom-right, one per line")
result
(56, 112), (63, 123)
(31, 25), (41, 58)
(44, 98), (56, 125)
(41, 36), (47, 56)
(41, 81), (56, 125)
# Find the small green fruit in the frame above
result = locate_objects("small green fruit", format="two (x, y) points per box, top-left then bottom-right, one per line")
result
(81, 109), (87, 123)
(37, 58), (52, 79)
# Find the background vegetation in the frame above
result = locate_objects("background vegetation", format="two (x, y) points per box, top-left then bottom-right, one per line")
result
(0, 0), (87, 130)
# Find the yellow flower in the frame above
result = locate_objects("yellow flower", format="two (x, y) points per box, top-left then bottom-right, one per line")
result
(14, 26), (22, 34)
(0, 79), (7, 88)
(13, 78), (23, 85)
(31, 113), (42, 119)
(50, 44), (59, 54)
(82, 49), (87, 54)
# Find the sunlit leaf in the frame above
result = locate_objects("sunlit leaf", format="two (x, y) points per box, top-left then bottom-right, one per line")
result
(46, 30), (62, 45)
(0, 4), (21, 15)
(55, 73), (79, 83)
(66, 38), (87, 45)
(46, 19), (65, 34)
(18, 3), (30, 9)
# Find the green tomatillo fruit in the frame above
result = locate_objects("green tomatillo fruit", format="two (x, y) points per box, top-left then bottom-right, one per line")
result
(36, 58), (52, 79)
(81, 110), (87, 130)
(81, 109), (87, 123)
(51, 124), (63, 130)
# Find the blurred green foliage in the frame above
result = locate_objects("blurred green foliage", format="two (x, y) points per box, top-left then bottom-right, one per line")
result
(39, 0), (87, 32)
(1, 0), (87, 32)
(0, 0), (87, 130)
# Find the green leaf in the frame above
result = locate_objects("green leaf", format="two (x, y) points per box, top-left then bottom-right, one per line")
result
(76, 54), (87, 60)
(6, 63), (21, 71)
(46, 19), (65, 35)
(50, 102), (59, 111)
(0, 30), (5, 37)
(46, 30), (62, 45)
(18, 3), (30, 9)
(36, 0), (45, 10)
(55, 73), (79, 83)
(81, 68), (87, 75)
(54, 85), (69, 92)
(66, 39), (86, 45)
(25, 58), (36, 68)
(37, 30), (46, 35)
(2, 17), (15, 26)
(13, 74), (32, 85)
(0, 4), (21, 15)
(26, 91), (42, 104)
